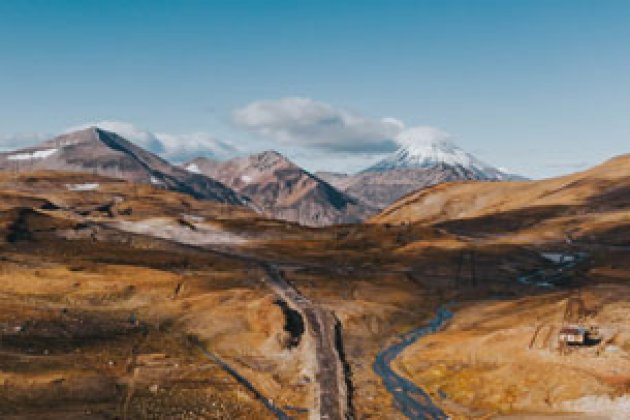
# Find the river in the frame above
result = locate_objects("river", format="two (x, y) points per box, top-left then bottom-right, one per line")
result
(373, 306), (453, 419)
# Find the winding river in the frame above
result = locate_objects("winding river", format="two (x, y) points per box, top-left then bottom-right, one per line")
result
(373, 306), (453, 419)
(373, 251), (587, 419)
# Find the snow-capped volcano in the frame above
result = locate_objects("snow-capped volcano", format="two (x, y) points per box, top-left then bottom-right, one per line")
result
(363, 127), (510, 180)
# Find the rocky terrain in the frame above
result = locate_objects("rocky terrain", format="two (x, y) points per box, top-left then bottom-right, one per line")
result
(185, 152), (374, 227)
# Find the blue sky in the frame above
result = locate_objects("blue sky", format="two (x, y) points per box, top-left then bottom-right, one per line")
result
(1, 0), (629, 177)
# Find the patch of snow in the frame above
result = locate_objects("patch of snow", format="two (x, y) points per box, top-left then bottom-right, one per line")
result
(150, 176), (164, 185)
(241, 175), (253, 183)
(180, 214), (205, 223)
(561, 395), (630, 419)
(65, 183), (100, 191)
(186, 163), (201, 174)
(7, 148), (58, 161)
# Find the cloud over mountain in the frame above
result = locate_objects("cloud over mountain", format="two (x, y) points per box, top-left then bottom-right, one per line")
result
(0, 98), (456, 175)
(66, 121), (239, 163)
(0, 132), (51, 151)
(394, 126), (453, 150)
(233, 97), (404, 154)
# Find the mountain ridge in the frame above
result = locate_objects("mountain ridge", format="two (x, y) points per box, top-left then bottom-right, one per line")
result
(0, 127), (246, 205)
(185, 151), (376, 226)
(371, 153), (630, 231)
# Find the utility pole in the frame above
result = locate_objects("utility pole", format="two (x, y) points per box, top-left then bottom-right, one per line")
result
(470, 250), (477, 288)
(455, 249), (477, 288)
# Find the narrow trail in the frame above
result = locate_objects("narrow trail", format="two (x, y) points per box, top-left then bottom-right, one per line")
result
(373, 307), (453, 420)
(191, 337), (294, 420)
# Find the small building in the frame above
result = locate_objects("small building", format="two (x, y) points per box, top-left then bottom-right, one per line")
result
(559, 325), (601, 346)
(559, 326), (587, 344)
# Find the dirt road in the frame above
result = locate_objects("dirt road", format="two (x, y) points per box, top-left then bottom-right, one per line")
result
(262, 263), (350, 420)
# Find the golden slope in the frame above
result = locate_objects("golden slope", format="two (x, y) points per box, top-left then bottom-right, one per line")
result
(373, 154), (630, 225)
(370, 154), (630, 244)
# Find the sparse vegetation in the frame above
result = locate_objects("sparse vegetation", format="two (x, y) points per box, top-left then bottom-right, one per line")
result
(2, 166), (630, 418)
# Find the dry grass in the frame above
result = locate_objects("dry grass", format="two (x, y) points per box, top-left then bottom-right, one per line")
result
(395, 284), (630, 418)
(2, 169), (630, 418)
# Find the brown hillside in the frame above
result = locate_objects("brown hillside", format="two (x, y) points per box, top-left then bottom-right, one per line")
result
(371, 154), (630, 245)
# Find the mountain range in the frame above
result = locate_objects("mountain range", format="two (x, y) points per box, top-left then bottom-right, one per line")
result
(0, 127), (519, 226)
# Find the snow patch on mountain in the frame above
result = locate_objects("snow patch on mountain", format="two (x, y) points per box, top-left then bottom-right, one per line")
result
(65, 183), (100, 191)
(7, 148), (58, 161)
(185, 163), (201, 174)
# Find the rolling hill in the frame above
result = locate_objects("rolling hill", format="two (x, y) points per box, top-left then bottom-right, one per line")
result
(372, 153), (630, 246)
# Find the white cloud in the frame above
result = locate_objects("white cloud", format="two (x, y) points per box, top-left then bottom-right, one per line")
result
(1, 97), (456, 175)
(152, 131), (238, 162)
(394, 126), (453, 149)
(233, 97), (404, 153)
(0, 132), (51, 151)
(66, 120), (239, 162)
